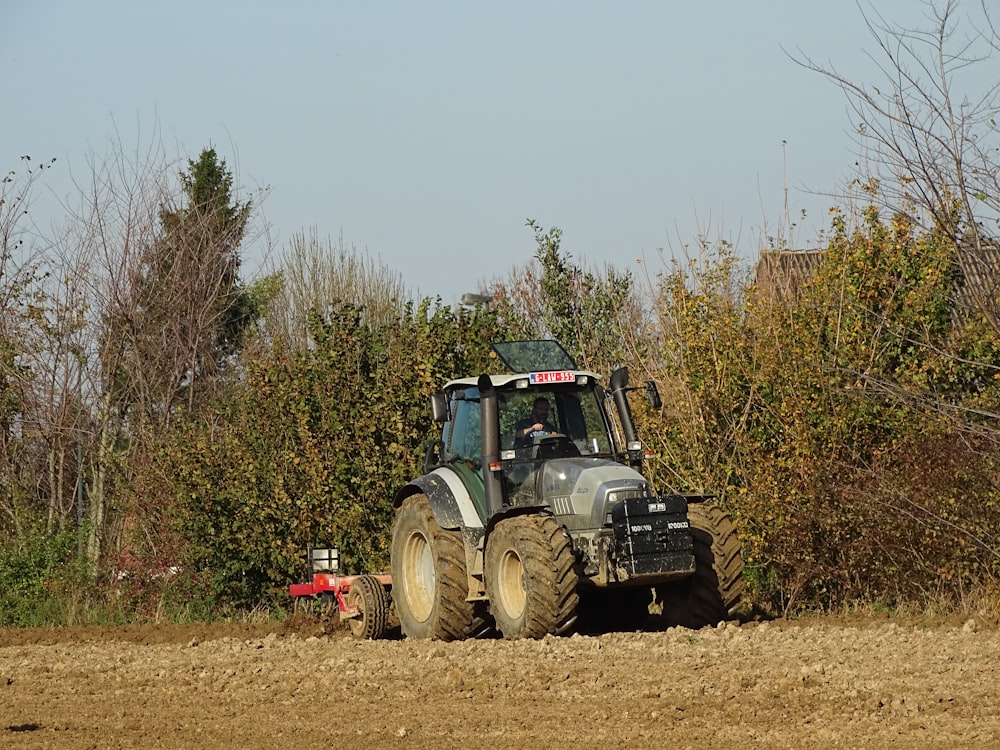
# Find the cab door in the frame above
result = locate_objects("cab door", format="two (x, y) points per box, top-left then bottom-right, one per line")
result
(444, 390), (488, 522)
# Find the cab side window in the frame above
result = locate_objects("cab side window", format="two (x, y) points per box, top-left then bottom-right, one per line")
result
(448, 393), (482, 469)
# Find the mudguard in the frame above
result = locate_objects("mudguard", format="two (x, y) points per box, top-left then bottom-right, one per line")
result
(393, 468), (484, 532)
(393, 467), (488, 597)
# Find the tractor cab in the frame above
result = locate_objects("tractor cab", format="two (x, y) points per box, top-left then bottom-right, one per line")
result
(430, 340), (649, 522)
(490, 339), (614, 458)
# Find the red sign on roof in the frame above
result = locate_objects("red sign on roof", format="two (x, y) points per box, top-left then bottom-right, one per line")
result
(529, 370), (575, 384)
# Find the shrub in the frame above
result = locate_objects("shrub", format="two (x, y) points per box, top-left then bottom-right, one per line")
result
(0, 523), (93, 626)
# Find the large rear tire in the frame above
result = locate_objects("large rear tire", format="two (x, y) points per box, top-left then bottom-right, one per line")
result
(485, 515), (579, 639)
(390, 494), (484, 640)
(657, 502), (744, 628)
(346, 575), (391, 640)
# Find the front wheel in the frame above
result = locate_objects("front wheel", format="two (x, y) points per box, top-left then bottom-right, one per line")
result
(485, 515), (579, 639)
(389, 494), (484, 640)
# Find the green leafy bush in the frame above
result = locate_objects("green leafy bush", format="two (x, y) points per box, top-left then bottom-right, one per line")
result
(143, 299), (503, 610)
(636, 209), (1000, 613)
(0, 524), (92, 626)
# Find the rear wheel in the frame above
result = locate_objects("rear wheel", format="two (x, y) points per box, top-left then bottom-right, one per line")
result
(390, 494), (484, 640)
(346, 575), (391, 640)
(486, 515), (579, 639)
(657, 502), (744, 628)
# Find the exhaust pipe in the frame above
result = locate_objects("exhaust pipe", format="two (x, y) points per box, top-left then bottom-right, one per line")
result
(609, 367), (639, 446)
(478, 374), (504, 518)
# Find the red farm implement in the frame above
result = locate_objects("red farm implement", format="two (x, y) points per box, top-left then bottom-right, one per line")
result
(288, 547), (393, 640)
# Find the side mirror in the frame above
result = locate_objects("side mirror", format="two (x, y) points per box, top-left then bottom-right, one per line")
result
(645, 381), (662, 409)
(430, 392), (450, 423)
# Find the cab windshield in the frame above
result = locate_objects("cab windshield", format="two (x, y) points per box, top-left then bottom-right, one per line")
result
(499, 385), (613, 457)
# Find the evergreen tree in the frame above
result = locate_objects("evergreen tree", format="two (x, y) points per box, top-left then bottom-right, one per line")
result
(104, 148), (257, 422)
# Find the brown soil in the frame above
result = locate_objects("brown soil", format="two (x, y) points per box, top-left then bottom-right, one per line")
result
(1, 615), (997, 749)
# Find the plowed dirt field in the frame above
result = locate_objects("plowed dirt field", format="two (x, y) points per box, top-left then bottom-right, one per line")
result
(1, 615), (997, 749)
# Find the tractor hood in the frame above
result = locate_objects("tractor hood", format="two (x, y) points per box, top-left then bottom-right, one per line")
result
(510, 457), (653, 531)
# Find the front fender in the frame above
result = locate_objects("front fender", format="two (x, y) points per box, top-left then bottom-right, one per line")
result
(393, 468), (484, 531)
(393, 468), (488, 593)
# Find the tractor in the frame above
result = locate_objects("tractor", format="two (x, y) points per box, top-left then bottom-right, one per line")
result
(389, 340), (743, 639)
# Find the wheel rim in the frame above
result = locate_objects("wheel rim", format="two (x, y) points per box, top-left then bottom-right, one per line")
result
(347, 586), (364, 637)
(402, 529), (435, 622)
(495, 548), (527, 620)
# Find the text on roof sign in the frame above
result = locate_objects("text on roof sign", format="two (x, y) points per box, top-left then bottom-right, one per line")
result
(529, 370), (575, 384)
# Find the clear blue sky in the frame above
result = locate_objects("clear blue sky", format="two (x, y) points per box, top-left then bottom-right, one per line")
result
(1, 1), (975, 303)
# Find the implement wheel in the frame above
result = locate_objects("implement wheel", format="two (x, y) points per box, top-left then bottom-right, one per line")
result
(346, 575), (391, 640)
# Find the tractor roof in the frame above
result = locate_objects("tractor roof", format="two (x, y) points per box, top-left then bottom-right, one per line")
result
(444, 370), (602, 391)
(443, 340), (600, 391)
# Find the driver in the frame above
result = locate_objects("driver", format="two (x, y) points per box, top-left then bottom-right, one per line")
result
(514, 397), (557, 448)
